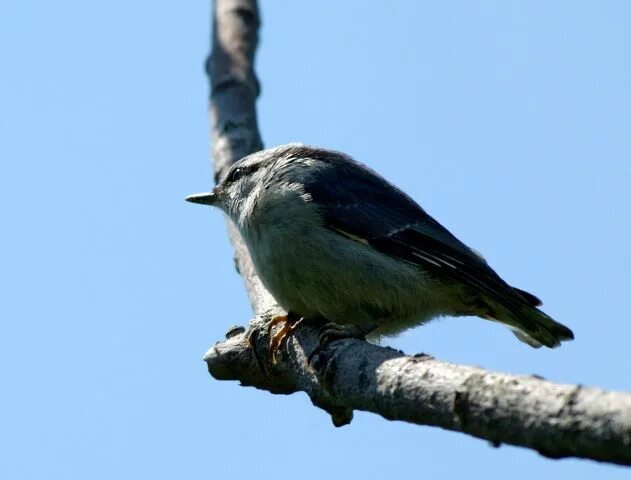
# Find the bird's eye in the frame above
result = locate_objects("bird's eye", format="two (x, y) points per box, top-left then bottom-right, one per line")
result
(225, 166), (245, 184)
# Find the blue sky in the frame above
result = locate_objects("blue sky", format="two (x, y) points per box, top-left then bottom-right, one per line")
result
(2, 1), (630, 478)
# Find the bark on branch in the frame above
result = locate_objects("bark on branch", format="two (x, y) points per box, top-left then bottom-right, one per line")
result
(204, 0), (631, 467)
(206, 321), (631, 466)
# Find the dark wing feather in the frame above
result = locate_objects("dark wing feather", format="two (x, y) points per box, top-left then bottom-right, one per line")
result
(298, 149), (534, 315)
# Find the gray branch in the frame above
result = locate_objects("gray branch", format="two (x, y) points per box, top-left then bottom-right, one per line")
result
(206, 323), (631, 466)
(204, 0), (631, 467)
(207, 0), (276, 317)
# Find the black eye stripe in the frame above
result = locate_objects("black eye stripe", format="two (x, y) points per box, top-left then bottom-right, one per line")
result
(225, 165), (249, 183)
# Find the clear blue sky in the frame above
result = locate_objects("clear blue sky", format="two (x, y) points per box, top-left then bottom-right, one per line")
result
(2, 1), (630, 478)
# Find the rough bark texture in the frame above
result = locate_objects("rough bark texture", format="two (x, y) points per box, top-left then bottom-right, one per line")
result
(204, 0), (631, 467)
(206, 324), (631, 465)
(207, 0), (277, 317)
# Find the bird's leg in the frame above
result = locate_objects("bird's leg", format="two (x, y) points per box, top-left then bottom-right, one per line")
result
(268, 311), (303, 364)
(308, 321), (380, 365)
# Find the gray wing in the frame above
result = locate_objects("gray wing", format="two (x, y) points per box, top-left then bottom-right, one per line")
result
(299, 150), (537, 313)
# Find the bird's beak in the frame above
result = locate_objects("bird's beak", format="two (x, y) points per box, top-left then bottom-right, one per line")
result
(185, 189), (218, 206)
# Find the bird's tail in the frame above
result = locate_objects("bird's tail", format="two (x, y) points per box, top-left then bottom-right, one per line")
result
(507, 308), (574, 348)
(483, 290), (574, 348)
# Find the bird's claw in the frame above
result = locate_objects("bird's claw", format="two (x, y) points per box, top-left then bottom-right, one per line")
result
(308, 322), (377, 365)
(318, 323), (368, 346)
(268, 312), (302, 364)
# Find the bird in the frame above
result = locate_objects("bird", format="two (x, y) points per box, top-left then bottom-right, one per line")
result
(187, 144), (573, 357)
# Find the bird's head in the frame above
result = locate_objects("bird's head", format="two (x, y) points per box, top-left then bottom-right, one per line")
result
(185, 146), (294, 220)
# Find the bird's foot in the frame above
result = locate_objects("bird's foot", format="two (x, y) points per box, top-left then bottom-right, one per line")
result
(268, 312), (303, 364)
(308, 321), (379, 365)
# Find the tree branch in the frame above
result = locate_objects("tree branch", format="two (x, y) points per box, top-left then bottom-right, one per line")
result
(207, 0), (277, 317)
(204, 0), (631, 467)
(206, 322), (631, 466)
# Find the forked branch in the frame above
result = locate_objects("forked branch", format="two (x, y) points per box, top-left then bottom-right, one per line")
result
(204, 0), (631, 467)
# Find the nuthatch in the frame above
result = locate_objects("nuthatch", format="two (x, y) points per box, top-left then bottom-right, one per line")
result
(187, 144), (573, 352)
